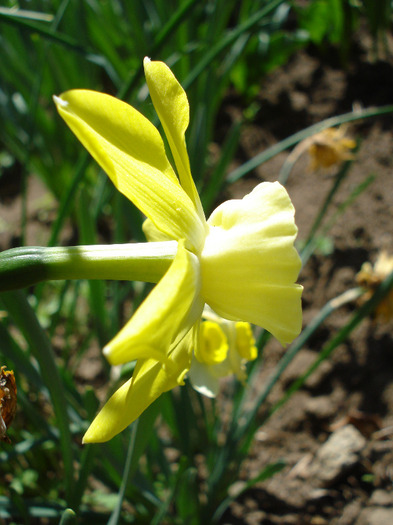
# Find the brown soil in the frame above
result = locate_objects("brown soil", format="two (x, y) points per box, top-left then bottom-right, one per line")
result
(219, 46), (393, 525)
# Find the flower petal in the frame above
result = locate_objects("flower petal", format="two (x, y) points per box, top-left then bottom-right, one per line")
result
(201, 182), (302, 344)
(83, 332), (194, 443)
(195, 321), (228, 365)
(104, 241), (203, 365)
(235, 322), (257, 361)
(54, 90), (205, 252)
(143, 58), (205, 225)
(142, 218), (173, 242)
(188, 357), (220, 398)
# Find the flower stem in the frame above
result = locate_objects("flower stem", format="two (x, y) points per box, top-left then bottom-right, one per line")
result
(0, 241), (177, 291)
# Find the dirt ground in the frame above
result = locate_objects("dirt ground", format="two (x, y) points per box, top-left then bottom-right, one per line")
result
(219, 43), (393, 525)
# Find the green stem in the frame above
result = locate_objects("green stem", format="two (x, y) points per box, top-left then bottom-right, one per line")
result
(0, 242), (177, 291)
(107, 421), (139, 525)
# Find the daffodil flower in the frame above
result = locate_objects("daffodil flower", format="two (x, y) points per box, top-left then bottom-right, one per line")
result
(189, 308), (258, 398)
(54, 58), (302, 443)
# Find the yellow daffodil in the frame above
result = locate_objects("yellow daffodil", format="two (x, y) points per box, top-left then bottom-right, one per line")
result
(54, 58), (302, 443)
(189, 308), (258, 397)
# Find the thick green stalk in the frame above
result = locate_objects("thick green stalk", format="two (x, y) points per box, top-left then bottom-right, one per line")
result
(0, 242), (177, 291)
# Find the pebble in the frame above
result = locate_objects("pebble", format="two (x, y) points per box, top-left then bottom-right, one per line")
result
(282, 349), (333, 389)
(310, 424), (367, 484)
(356, 507), (393, 525)
(305, 395), (337, 419)
(369, 489), (393, 507)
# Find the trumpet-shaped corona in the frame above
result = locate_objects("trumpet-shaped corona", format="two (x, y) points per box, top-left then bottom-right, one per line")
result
(189, 309), (258, 398)
(54, 58), (302, 443)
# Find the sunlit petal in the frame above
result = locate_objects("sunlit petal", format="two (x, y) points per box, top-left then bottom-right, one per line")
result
(54, 90), (205, 252)
(235, 322), (257, 361)
(188, 357), (220, 398)
(142, 218), (173, 242)
(84, 332), (194, 443)
(201, 182), (302, 344)
(195, 321), (228, 365)
(104, 242), (202, 365)
(144, 58), (205, 225)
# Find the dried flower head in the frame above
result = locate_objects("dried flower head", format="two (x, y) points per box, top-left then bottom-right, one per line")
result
(308, 127), (356, 171)
(356, 251), (393, 322)
(0, 366), (17, 443)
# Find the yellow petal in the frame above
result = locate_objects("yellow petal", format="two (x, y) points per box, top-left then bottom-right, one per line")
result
(201, 182), (302, 345)
(195, 321), (228, 365)
(188, 357), (220, 398)
(54, 90), (205, 252)
(142, 218), (173, 242)
(143, 58), (205, 225)
(235, 322), (257, 361)
(83, 331), (194, 443)
(104, 241), (203, 365)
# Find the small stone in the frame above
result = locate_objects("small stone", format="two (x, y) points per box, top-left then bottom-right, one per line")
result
(245, 510), (267, 525)
(308, 488), (330, 501)
(282, 349), (333, 389)
(338, 500), (363, 525)
(356, 507), (393, 525)
(290, 91), (309, 111)
(310, 517), (328, 525)
(306, 396), (337, 419)
(310, 425), (367, 484)
(369, 489), (393, 507)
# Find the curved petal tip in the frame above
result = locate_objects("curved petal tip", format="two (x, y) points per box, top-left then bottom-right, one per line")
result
(53, 94), (68, 108)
